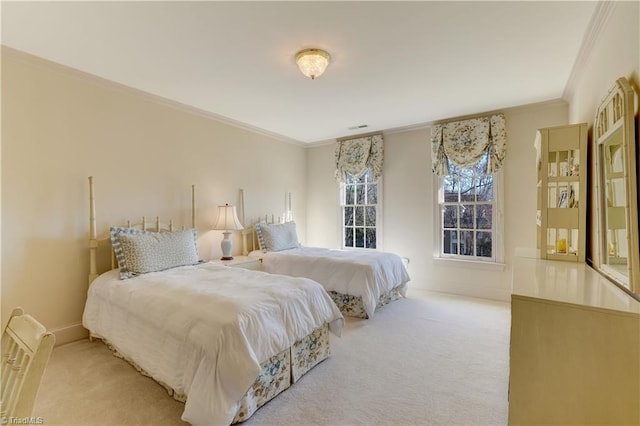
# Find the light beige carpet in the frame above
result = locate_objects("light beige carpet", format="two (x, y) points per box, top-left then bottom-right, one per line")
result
(33, 290), (510, 425)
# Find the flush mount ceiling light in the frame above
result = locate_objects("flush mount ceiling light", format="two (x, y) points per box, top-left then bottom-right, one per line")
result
(295, 48), (331, 80)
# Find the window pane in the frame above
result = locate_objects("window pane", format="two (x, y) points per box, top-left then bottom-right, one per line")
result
(460, 230), (474, 256)
(345, 227), (354, 247)
(363, 169), (372, 182)
(347, 172), (365, 184)
(460, 174), (475, 202)
(476, 204), (492, 229)
(474, 152), (489, 175)
(355, 228), (364, 247)
(444, 176), (458, 202)
(476, 231), (492, 257)
(460, 205), (474, 229)
(459, 164), (474, 179)
(356, 184), (365, 205)
(355, 206), (364, 226)
(365, 206), (376, 226)
(366, 228), (376, 249)
(475, 175), (493, 202)
(443, 230), (458, 254)
(344, 206), (354, 226)
(443, 205), (458, 228)
(367, 183), (378, 204)
(447, 159), (460, 176)
(345, 184), (355, 205)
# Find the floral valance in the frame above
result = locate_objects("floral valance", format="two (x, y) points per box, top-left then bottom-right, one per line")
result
(334, 134), (384, 183)
(431, 113), (506, 176)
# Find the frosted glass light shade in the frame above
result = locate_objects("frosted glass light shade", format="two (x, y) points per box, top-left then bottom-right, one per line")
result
(295, 48), (331, 80)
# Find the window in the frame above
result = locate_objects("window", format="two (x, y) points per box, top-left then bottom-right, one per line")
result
(439, 152), (499, 261)
(341, 169), (380, 249)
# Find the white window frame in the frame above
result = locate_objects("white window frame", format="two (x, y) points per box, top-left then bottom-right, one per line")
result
(433, 167), (504, 270)
(339, 169), (383, 250)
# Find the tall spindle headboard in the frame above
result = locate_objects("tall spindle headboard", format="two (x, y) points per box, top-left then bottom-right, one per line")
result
(239, 189), (293, 256)
(88, 176), (196, 283)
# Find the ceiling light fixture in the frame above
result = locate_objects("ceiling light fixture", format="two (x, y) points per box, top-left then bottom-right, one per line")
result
(295, 48), (331, 80)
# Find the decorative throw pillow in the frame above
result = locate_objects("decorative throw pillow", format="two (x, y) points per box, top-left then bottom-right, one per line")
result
(255, 222), (299, 252)
(110, 227), (147, 279)
(110, 227), (199, 279)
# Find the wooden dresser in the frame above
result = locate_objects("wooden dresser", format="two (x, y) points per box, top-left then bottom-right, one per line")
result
(509, 256), (640, 425)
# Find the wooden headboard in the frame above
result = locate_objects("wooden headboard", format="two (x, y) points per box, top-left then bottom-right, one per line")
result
(240, 215), (287, 256)
(238, 189), (293, 256)
(88, 176), (196, 284)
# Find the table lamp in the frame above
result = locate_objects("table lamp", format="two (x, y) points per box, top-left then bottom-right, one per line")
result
(213, 204), (244, 260)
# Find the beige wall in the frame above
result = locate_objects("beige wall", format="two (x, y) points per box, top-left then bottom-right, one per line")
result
(1, 49), (307, 342)
(568, 1), (639, 125)
(566, 1), (639, 264)
(306, 101), (569, 301)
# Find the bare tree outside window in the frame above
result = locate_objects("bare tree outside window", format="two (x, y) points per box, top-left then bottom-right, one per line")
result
(441, 152), (494, 259)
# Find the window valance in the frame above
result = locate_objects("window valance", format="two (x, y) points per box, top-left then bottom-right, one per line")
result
(431, 113), (506, 176)
(334, 133), (384, 183)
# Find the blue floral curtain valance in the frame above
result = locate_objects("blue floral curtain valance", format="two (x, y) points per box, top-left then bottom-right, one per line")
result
(334, 133), (384, 183)
(431, 113), (507, 176)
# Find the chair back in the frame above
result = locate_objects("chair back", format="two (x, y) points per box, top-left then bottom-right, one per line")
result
(1, 307), (55, 420)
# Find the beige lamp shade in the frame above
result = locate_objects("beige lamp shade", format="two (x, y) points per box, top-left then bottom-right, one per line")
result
(212, 204), (244, 232)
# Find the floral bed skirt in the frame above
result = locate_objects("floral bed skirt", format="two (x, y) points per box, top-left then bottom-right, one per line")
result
(95, 323), (331, 425)
(232, 349), (291, 423)
(328, 283), (406, 319)
(233, 323), (330, 423)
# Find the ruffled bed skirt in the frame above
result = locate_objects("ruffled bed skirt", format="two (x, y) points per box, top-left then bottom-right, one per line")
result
(94, 324), (331, 424)
(329, 283), (406, 319)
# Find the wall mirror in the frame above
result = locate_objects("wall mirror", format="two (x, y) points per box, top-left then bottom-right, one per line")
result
(593, 76), (639, 295)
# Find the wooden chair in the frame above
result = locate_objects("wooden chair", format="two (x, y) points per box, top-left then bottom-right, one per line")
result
(1, 307), (55, 420)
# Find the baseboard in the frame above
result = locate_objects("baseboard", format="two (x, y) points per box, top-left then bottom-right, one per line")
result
(50, 323), (89, 346)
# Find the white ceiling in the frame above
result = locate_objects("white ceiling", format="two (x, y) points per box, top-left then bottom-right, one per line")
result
(2, 1), (598, 144)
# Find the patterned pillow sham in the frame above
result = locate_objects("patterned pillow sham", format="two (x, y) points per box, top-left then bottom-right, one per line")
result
(110, 227), (146, 279)
(110, 227), (199, 279)
(255, 221), (300, 253)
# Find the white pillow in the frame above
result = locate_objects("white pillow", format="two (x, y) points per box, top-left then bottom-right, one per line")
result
(113, 228), (199, 278)
(255, 222), (300, 252)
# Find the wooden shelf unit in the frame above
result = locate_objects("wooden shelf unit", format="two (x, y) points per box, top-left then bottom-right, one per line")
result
(536, 123), (587, 262)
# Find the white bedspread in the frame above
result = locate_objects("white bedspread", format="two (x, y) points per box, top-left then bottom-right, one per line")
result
(82, 262), (343, 426)
(259, 247), (410, 318)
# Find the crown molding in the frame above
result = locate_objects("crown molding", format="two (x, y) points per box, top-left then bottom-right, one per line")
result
(304, 99), (569, 148)
(563, 1), (617, 101)
(2, 46), (307, 147)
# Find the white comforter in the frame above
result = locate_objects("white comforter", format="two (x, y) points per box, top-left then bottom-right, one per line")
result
(259, 247), (410, 318)
(82, 262), (343, 426)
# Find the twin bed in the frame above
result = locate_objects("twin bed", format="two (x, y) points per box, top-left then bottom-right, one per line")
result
(82, 179), (344, 425)
(245, 220), (410, 319)
(82, 179), (410, 425)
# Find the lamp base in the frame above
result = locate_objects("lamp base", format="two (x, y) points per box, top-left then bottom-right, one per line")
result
(220, 231), (234, 261)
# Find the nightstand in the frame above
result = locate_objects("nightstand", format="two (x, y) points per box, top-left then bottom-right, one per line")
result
(210, 256), (262, 270)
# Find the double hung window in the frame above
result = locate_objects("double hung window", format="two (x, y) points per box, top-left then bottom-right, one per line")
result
(341, 169), (379, 249)
(439, 152), (496, 260)
(431, 113), (506, 264)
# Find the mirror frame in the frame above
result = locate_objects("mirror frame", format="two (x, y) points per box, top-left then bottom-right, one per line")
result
(593, 77), (639, 295)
